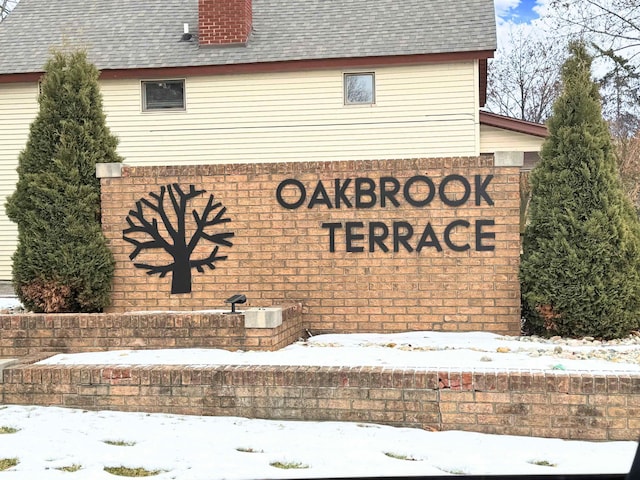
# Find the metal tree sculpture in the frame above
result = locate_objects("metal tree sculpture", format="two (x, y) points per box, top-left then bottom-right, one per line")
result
(123, 184), (234, 294)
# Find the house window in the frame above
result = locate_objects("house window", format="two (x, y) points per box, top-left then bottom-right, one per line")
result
(141, 80), (185, 111)
(344, 73), (375, 105)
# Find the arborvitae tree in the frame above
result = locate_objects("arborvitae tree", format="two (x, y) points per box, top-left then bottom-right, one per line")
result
(520, 42), (640, 339)
(5, 50), (122, 312)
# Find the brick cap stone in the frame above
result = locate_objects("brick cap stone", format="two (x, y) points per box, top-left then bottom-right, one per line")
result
(96, 163), (124, 178)
(244, 307), (282, 328)
(494, 151), (524, 167)
(0, 359), (19, 381)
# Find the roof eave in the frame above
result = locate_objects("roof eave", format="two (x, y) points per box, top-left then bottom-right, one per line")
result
(479, 111), (548, 138)
(0, 50), (495, 83)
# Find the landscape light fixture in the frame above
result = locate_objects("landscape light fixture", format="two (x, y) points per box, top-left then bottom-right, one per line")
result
(225, 294), (247, 314)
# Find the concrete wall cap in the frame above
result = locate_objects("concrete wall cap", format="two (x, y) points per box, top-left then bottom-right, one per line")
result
(96, 163), (124, 178)
(244, 307), (283, 329)
(494, 151), (524, 167)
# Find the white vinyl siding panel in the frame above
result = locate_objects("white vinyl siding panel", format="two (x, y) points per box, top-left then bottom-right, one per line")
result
(473, 60), (481, 157)
(480, 124), (545, 153)
(0, 62), (479, 279)
(0, 83), (38, 280)
(101, 62), (479, 165)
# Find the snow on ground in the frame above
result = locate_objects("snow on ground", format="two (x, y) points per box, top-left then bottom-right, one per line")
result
(1, 307), (639, 477)
(0, 405), (635, 479)
(0, 296), (19, 310)
(40, 330), (640, 373)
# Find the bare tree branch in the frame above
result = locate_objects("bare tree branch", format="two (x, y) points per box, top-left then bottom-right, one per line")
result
(207, 205), (231, 227)
(123, 201), (174, 255)
(615, 132), (640, 208)
(547, 0), (640, 134)
(134, 262), (175, 278)
(582, 0), (640, 39)
(487, 28), (565, 123)
(188, 195), (233, 253)
(183, 184), (206, 202)
(167, 185), (182, 223)
(200, 232), (235, 246)
(122, 238), (167, 261)
(149, 186), (179, 241)
(190, 246), (228, 273)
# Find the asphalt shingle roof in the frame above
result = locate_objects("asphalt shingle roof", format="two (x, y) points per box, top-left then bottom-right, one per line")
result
(0, 0), (496, 75)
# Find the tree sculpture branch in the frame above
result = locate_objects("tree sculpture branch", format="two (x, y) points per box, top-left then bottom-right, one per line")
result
(123, 184), (234, 293)
(147, 186), (178, 241)
(190, 246), (228, 273)
(133, 262), (175, 278)
(188, 194), (233, 253)
(123, 200), (174, 259)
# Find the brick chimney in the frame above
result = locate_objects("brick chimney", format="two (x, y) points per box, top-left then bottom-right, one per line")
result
(198, 0), (252, 46)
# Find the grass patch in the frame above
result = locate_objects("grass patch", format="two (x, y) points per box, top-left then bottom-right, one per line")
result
(529, 459), (557, 467)
(0, 426), (19, 434)
(236, 447), (263, 453)
(270, 461), (309, 469)
(437, 467), (466, 474)
(103, 440), (136, 446)
(0, 458), (18, 471)
(104, 466), (164, 477)
(56, 464), (82, 472)
(384, 452), (420, 461)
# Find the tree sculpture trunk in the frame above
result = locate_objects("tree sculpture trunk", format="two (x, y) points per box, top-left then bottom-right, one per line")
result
(171, 252), (192, 294)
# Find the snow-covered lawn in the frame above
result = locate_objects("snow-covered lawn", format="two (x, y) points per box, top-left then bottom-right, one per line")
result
(0, 405), (635, 479)
(1, 295), (639, 478)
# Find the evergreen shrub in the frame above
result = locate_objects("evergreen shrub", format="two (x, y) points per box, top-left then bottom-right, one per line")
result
(520, 42), (640, 339)
(5, 50), (122, 312)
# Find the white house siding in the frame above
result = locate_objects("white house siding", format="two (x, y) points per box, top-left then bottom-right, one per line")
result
(0, 82), (38, 281)
(0, 61), (479, 280)
(479, 124), (545, 153)
(100, 62), (479, 165)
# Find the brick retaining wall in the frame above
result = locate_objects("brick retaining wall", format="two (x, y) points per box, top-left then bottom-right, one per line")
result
(3, 360), (639, 441)
(0, 304), (303, 356)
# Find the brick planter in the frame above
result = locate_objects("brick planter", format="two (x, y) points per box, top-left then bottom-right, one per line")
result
(0, 303), (303, 356)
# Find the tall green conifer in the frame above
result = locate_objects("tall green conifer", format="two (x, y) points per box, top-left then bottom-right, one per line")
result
(520, 42), (640, 339)
(5, 50), (122, 312)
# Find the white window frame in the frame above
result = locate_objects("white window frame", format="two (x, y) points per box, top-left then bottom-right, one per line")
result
(343, 72), (375, 105)
(141, 79), (186, 112)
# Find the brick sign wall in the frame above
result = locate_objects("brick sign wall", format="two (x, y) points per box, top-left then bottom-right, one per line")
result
(100, 156), (521, 334)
